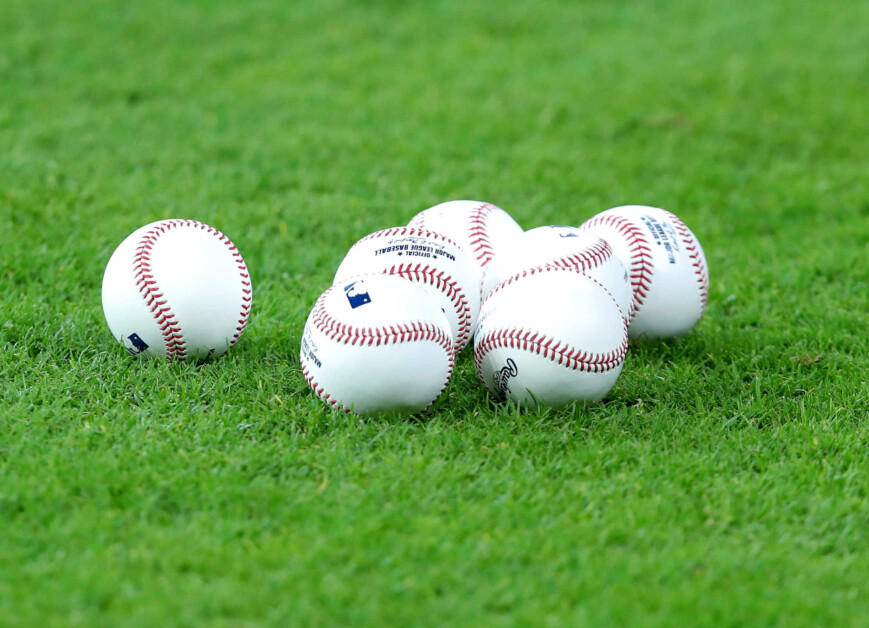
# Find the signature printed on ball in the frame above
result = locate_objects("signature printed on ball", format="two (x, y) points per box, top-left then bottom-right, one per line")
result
(640, 215), (680, 264)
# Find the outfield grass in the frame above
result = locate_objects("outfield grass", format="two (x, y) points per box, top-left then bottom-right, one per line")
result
(1, 0), (868, 624)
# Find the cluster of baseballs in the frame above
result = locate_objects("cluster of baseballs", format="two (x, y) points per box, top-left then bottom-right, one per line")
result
(99, 204), (708, 418)
(298, 201), (709, 417)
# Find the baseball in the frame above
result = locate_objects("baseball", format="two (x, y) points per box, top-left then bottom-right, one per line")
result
(474, 266), (628, 406)
(101, 219), (252, 361)
(333, 227), (480, 352)
(480, 225), (633, 323)
(407, 200), (524, 289)
(300, 274), (455, 418)
(579, 205), (709, 339)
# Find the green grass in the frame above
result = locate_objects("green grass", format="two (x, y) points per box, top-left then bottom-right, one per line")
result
(2, 0), (868, 624)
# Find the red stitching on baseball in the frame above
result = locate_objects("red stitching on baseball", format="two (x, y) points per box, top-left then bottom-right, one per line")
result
(482, 264), (624, 314)
(475, 266), (628, 377)
(301, 365), (352, 414)
(348, 227), (472, 349)
(310, 288), (454, 354)
(474, 328), (628, 377)
(132, 219), (252, 361)
(544, 237), (614, 274)
(664, 210), (709, 312)
(409, 204), (507, 268)
(410, 212), (427, 231)
(300, 286), (456, 415)
(467, 203), (499, 267)
(581, 214), (653, 318)
(354, 226), (461, 250)
(386, 263), (471, 350)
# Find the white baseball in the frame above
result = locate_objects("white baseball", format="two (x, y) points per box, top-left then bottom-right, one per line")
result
(474, 266), (628, 406)
(480, 225), (632, 323)
(407, 200), (524, 289)
(101, 219), (252, 361)
(580, 205), (709, 339)
(333, 227), (480, 352)
(300, 274), (454, 418)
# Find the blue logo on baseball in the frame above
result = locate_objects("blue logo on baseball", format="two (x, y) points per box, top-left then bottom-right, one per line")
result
(344, 281), (372, 308)
(126, 332), (149, 356)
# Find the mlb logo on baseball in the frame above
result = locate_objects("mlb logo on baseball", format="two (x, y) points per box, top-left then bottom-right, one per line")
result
(125, 332), (149, 356)
(344, 281), (372, 308)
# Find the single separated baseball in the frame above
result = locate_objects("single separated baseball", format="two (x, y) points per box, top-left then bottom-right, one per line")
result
(474, 266), (628, 406)
(333, 227), (480, 352)
(579, 205), (709, 339)
(480, 225), (632, 323)
(102, 219), (252, 361)
(407, 200), (524, 289)
(300, 274), (454, 418)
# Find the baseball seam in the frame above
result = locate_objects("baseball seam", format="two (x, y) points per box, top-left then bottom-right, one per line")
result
(386, 263), (472, 350)
(474, 267), (629, 377)
(301, 287), (455, 414)
(301, 365), (352, 414)
(541, 236), (614, 275)
(664, 210), (709, 312)
(474, 329), (628, 376)
(482, 263), (620, 310)
(581, 214), (652, 318)
(410, 212), (426, 231)
(354, 226), (462, 250)
(467, 203), (498, 267)
(348, 227), (472, 349)
(132, 219), (252, 361)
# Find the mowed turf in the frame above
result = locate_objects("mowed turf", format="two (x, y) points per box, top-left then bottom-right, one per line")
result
(1, 0), (868, 624)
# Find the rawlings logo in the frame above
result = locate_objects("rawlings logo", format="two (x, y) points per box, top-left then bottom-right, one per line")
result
(492, 358), (518, 398)
(344, 281), (372, 308)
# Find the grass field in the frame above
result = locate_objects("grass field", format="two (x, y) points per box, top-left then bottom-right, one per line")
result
(2, 0), (868, 624)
